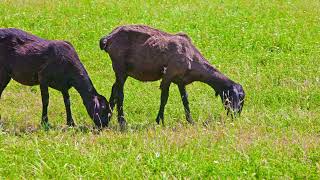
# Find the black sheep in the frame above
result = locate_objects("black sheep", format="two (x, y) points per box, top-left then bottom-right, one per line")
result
(0, 28), (111, 127)
(100, 25), (245, 128)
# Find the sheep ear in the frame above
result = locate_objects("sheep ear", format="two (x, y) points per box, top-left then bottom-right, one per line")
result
(97, 95), (107, 109)
(93, 96), (100, 109)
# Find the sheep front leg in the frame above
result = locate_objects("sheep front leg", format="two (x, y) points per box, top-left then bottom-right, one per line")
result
(40, 84), (50, 128)
(178, 84), (194, 124)
(115, 75), (127, 131)
(109, 82), (117, 112)
(156, 81), (171, 125)
(62, 91), (75, 127)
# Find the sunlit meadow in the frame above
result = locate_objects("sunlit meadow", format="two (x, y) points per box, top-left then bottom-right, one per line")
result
(0, 0), (319, 178)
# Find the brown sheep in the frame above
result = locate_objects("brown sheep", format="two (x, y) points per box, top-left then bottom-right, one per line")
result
(100, 25), (245, 129)
(0, 28), (111, 128)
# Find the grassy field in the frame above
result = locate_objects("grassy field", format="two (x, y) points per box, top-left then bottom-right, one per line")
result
(0, 0), (320, 178)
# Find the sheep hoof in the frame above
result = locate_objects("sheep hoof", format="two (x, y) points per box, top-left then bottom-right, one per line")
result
(156, 115), (164, 125)
(41, 121), (51, 130)
(118, 117), (127, 131)
(67, 121), (76, 127)
(156, 117), (161, 125)
(187, 118), (195, 125)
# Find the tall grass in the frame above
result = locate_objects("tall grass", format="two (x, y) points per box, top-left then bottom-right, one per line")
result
(0, 0), (319, 178)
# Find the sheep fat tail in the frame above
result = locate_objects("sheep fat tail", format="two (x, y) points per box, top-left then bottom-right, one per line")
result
(99, 37), (106, 50)
(99, 36), (111, 51)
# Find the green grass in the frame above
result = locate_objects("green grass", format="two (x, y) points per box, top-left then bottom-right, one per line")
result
(1, 0), (320, 178)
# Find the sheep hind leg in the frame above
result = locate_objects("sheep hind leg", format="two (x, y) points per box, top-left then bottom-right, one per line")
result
(0, 69), (11, 99)
(40, 84), (51, 129)
(156, 80), (171, 126)
(178, 84), (194, 124)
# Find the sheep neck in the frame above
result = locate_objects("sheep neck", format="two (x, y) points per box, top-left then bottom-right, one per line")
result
(72, 75), (97, 118)
(196, 62), (234, 95)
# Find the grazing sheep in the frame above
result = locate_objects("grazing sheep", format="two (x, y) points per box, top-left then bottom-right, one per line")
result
(0, 28), (111, 128)
(100, 25), (245, 128)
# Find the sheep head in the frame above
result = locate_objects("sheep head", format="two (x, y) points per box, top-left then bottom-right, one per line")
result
(219, 83), (245, 117)
(92, 95), (112, 128)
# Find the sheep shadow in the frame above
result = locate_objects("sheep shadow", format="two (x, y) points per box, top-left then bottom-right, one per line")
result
(0, 114), (228, 136)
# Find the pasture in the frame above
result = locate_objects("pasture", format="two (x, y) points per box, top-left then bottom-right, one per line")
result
(0, 0), (319, 178)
